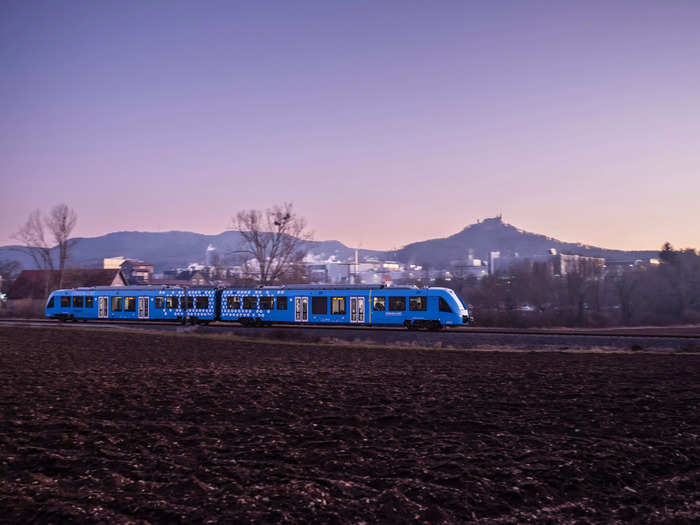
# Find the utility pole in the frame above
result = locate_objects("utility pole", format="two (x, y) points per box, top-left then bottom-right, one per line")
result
(354, 249), (359, 284)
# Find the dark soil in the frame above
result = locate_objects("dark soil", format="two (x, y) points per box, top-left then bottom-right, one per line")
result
(0, 327), (698, 523)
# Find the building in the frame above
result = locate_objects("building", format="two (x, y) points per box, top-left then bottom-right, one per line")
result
(205, 244), (219, 267)
(488, 249), (605, 278)
(307, 264), (329, 283)
(189, 271), (211, 286)
(130, 261), (155, 282)
(103, 257), (154, 283)
(103, 256), (128, 269)
(604, 258), (659, 276)
(553, 253), (605, 278)
(5, 269), (127, 316)
(450, 249), (489, 279)
(453, 264), (489, 279)
(489, 251), (501, 275)
(154, 270), (212, 286)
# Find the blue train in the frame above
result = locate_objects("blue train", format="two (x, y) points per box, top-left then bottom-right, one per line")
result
(45, 285), (470, 329)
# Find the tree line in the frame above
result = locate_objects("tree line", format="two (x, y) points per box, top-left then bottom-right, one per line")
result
(428, 243), (700, 327)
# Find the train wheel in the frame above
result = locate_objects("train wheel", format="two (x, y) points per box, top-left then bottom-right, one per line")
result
(411, 320), (429, 330)
(429, 321), (442, 331)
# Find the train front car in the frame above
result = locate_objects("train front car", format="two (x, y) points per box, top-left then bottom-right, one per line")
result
(44, 288), (104, 321)
(45, 289), (77, 321)
(218, 285), (470, 330)
(430, 287), (471, 327)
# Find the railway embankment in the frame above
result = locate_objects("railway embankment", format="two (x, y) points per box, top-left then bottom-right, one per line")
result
(1, 318), (699, 352)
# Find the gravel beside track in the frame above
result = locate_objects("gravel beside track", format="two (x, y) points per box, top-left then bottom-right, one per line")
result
(0, 326), (698, 523)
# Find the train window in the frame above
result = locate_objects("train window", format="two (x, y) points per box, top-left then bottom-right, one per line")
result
(331, 297), (346, 315)
(47, 297), (55, 308)
(439, 297), (453, 313)
(373, 297), (385, 311)
(124, 297), (136, 312)
(154, 297), (164, 309)
(227, 296), (241, 309)
(312, 296), (327, 315)
(166, 296), (178, 309)
(85, 297), (94, 308)
(60, 296), (70, 308)
(195, 296), (208, 309)
(260, 297), (274, 309)
(243, 296), (257, 309)
(111, 296), (123, 312)
(277, 296), (288, 310)
(73, 296), (84, 308)
(181, 296), (194, 309)
(389, 296), (406, 311)
(409, 296), (427, 311)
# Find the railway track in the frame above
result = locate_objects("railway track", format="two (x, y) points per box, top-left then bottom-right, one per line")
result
(1, 318), (698, 351)
(1, 317), (699, 338)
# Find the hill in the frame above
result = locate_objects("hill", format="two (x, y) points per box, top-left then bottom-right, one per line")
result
(392, 216), (657, 266)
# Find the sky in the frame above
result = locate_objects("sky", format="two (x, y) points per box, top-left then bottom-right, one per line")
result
(1, 1), (699, 251)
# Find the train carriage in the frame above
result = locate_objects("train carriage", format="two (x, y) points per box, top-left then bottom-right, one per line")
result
(45, 286), (218, 323)
(219, 285), (469, 329)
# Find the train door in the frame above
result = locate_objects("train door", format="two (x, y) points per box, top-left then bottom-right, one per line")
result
(294, 297), (308, 322)
(98, 297), (108, 318)
(350, 297), (365, 323)
(138, 297), (149, 319)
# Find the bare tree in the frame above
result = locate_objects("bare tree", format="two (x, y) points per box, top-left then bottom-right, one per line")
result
(13, 204), (78, 291)
(13, 210), (54, 272)
(232, 203), (312, 285)
(611, 268), (641, 325)
(46, 204), (78, 288)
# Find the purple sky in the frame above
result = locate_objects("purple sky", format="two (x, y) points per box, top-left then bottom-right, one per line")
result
(2, 1), (699, 251)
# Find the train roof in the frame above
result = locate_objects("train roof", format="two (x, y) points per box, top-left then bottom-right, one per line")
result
(261, 284), (418, 290)
(221, 284), (447, 291)
(53, 284), (452, 293)
(59, 285), (216, 292)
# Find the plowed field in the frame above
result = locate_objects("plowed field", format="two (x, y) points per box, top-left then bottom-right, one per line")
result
(0, 326), (698, 523)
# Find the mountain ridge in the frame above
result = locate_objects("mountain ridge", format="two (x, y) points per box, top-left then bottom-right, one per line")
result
(0, 231), (385, 272)
(0, 218), (660, 271)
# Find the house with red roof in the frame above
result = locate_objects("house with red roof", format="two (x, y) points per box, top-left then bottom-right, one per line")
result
(5, 269), (127, 316)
